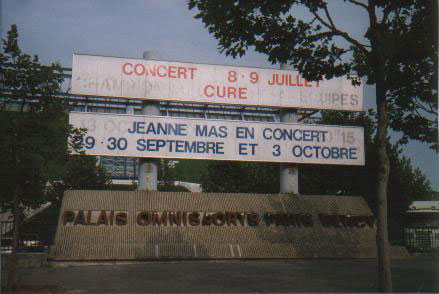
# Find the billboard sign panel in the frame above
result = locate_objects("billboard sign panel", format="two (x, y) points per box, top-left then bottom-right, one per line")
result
(71, 54), (363, 111)
(69, 112), (364, 166)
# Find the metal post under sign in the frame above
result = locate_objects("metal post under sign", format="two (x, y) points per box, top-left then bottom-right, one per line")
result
(279, 63), (299, 194)
(137, 50), (161, 191)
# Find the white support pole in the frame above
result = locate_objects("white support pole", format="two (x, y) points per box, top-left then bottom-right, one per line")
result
(137, 51), (161, 191)
(126, 104), (135, 115)
(279, 63), (299, 194)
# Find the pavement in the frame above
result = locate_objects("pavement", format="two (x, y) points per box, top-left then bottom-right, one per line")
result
(3, 255), (439, 293)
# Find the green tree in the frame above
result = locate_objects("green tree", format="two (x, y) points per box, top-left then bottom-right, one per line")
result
(299, 111), (433, 240)
(157, 159), (191, 192)
(174, 159), (209, 183)
(299, 111), (376, 198)
(386, 148), (433, 240)
(188, 1), (437, 290)
(47, 157), (110, 209)
(13, 151), (110, 253)
(46, 124), (110, 206)
(0, 25), (109, 292)
(202, 161), (279, 193)
(0, 25), (70, 292)
(158, 159), (176, 190)
(28, 132), (111, 249)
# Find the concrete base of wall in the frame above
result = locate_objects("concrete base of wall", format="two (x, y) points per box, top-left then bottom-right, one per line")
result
(47, 247), (412, 268)
(1, 253), (47, 269)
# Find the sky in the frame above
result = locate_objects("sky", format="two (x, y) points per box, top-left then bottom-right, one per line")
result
(1, 0), (437, 190)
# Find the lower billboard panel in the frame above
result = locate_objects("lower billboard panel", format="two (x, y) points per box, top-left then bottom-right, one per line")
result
(69, 112), (364, 165)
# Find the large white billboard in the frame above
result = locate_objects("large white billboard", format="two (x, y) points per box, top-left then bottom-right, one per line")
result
(69, 112), (364, 165)
(71, 54), (363, 111)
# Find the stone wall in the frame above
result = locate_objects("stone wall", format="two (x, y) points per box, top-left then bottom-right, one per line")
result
(49, 191), (377, 260)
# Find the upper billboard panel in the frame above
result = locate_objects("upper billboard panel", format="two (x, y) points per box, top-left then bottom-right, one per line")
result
(71, 54), (363, 111)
